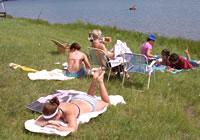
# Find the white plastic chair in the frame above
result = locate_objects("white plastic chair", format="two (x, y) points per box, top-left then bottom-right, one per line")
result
(87, 47), (123, 81)
(122, 53), (156, 89)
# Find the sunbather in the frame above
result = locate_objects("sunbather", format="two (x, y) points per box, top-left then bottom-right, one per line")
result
(90, 29), (114, 58)
(166, 45), (200, 71)
(66, 43), (91, 77)
(35, 70), (110, 133)
(90, 29), (130, 77)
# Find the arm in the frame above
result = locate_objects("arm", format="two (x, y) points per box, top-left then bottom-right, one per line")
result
(56, 114), (78, 133)
(34, 116), (48, 127)
(99, 43), (114, 58)
(166, 66), (178, 71)
(146, 48), (155, 58)
(35, 115), (78, 133)
(83, 53), (91, 69)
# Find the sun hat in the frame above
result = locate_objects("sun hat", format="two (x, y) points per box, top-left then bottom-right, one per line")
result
(148, 34), (156, 41)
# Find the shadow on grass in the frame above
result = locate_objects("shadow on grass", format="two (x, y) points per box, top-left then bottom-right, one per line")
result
(49, 51), (60, 55)
(23, 128), (73, 138)
(106, 74), (144, 90)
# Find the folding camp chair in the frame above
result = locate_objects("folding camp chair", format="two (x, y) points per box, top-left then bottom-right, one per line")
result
(122, 53), (156, 89)
(87, 47), (123, 81)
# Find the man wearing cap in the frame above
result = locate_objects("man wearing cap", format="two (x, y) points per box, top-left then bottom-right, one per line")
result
(141, 34), (157, 62)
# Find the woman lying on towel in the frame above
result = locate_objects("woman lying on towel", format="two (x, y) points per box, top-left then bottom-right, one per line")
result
(35, 70), (110, 133)
(66, 43), (91, 77)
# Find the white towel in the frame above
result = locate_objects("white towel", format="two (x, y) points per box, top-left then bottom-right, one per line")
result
(28, 69), (75, 80)
(109, 40), (132, 67)
(24, 95), (126, 136)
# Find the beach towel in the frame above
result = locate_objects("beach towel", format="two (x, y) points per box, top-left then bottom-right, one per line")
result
(25, 90), (126, 136)
(28, 69), (75, 80)
(109, 40), (132, 67)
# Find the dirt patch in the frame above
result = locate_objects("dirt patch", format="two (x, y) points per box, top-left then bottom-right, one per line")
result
(184, 104), (200, 127)
(185, 104), (195, 118)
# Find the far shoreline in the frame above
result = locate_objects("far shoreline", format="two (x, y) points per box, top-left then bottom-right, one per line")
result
(6, 15), (200, 42)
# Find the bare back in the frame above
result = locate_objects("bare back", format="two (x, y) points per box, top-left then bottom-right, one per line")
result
(67, 50), (90, 73)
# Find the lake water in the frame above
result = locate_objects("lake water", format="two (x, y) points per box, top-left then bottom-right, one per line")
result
(3, 0), (200, 41)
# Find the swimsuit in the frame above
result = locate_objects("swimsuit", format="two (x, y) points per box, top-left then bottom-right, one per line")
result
(188, 61), (200, 67)
(66, 67), (86, 77)
(70, 94), (97, 112)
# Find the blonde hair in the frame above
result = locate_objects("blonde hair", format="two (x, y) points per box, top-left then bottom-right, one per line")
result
(92, 29), (102, 39)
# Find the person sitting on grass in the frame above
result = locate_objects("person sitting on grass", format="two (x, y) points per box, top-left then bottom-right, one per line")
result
(66, 43), (91, 77)
(157, 48), (170, 66)
(35, 70), (110, 133)
(141, 34), (158, 62)
(166, 46), (200, 71)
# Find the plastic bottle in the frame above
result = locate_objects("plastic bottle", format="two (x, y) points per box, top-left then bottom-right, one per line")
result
(102, 35), (105, 42)
(89, 32), (93, 42)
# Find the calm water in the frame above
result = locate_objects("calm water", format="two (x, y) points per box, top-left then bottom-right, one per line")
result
(3, 0), (200, 40)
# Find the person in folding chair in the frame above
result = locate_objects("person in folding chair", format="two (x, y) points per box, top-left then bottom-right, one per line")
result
(35, 70), (110, 133)
(66, 43), (91, 77)
(91, 29), (114, 58)
(90, 29), (129, 77)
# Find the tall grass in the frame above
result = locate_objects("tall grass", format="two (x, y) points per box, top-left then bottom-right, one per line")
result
(0, 18), (200, 139)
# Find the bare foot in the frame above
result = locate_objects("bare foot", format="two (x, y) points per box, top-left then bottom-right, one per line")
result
(93, 70), (102, 80)
(184, 45), (189, 54)
(97, 71), (105, 82)
(125, 72), (130, 78)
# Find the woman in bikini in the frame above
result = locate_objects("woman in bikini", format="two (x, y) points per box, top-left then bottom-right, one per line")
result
(35, 70), (110, 132)
(91, 29), (129, 77)
(91, 29), (114, 58)
(66, 43), (91, 77)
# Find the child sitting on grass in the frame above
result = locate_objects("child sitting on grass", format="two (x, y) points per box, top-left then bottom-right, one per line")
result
(157, 49), (170, 66)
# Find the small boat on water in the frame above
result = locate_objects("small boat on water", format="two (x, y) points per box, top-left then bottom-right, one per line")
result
(129, 5), (136, 10)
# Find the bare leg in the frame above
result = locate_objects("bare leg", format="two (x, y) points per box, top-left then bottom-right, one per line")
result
(87, 70), (101, 96)
(184, 45), (191, 61)
(97, 71), (110, 104)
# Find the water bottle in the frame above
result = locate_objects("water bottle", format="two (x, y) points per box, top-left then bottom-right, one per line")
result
(101, 35), (105, 42)
(89, 32), (93, 42)
(156, 54), (160, 59)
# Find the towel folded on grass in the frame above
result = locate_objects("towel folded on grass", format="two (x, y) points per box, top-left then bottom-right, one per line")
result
(28, 69), (75, 80)
(25, 90), (126, 136)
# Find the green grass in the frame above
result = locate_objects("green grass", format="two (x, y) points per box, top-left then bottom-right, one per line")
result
(0, 17), (200, 140)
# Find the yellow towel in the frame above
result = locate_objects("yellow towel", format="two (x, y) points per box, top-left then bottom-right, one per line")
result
(9, 63), (38, 72)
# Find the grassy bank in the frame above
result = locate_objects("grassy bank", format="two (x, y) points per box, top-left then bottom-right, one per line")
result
(0, 18), (200, 140)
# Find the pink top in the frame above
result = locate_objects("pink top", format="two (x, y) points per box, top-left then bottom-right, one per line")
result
(141, 42), (152, 60)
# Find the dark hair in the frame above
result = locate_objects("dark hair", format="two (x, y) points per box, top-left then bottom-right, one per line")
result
(161, 49), (170, 57)
(70, 43), (81, 51)
(147, 38), (152, 41)
(42, 97), (60, 116)
(169, 53), (179, 62)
